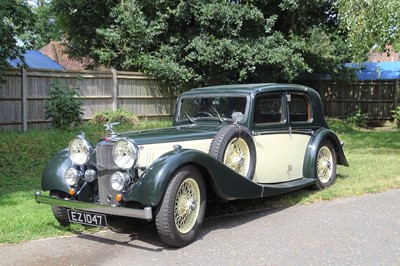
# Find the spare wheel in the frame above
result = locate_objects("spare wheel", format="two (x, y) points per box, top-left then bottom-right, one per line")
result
(208, 124), (256, 179)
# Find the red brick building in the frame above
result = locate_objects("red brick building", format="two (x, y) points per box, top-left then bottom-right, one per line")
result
(40, 41), (100, 70)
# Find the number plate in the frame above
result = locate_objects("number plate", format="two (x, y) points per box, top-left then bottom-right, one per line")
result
(67, 209), (107, 227)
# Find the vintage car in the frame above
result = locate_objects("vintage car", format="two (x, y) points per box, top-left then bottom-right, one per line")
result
(35, 83), (348, 247)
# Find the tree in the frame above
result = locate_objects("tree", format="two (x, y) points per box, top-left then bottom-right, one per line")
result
(52, 0), (347, 93)
(51, 0), (117, 69)
(23, 0), (63, 49)
(338, 0), (400, 62)
(0, 0), (36, 70)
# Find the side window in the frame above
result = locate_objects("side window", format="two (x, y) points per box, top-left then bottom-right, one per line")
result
(289, 94), (311, 122)
(254, 94), (282, 124)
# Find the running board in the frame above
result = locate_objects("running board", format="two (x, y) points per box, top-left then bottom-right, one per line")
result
(260, 178), (315, 197)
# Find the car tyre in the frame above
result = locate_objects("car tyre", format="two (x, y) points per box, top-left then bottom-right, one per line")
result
(209, 124), (256, 179)
(155, 165), (206, 248)
(50, 190), (70, 226)
(312, 140), (337, 190)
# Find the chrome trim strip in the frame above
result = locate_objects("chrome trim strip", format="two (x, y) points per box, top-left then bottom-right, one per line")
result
(291, 130), (314, 135)
(253, 129), (313, 135)
(35, 192), (153, 221)
(252, 130), (288, 135)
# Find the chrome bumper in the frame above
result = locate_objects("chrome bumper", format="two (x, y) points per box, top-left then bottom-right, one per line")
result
(35, 192), (153, 221)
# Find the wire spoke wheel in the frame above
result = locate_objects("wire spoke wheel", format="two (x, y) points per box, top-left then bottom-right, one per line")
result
(316, 146), (333, 183)
(174, 178), (201, 234)
(155, 165), (206, 247)
(209, 124), (256, 179)
(223, 138), (251, 176)
(312, 140), (337, 190)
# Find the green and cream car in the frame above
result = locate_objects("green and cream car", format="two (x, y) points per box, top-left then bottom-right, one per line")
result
(35, 83), (348, 247)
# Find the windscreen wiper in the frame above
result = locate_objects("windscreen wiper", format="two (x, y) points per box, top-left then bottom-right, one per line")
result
(184, 112), (195, 123)
(211, 106), (224, 123)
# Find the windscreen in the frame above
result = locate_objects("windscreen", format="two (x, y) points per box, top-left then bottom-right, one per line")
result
(177, 96), (247, 122)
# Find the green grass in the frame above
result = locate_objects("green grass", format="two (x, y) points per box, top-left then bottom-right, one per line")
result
(1, 120), (399, 244)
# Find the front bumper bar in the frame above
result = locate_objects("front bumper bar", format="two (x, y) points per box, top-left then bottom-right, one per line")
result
(35, 192), (153, 221)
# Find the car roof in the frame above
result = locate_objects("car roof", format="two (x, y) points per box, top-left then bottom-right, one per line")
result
(181, 83), (314, 97)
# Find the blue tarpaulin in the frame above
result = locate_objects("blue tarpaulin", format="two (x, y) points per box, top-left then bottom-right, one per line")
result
(7, 50), (64, 70)
(345, 62), (400, 80)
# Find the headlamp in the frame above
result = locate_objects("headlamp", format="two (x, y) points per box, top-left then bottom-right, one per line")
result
(112, 139), (139, 170)
(110, 172), (131, 191)
(69, 136), (93, 165)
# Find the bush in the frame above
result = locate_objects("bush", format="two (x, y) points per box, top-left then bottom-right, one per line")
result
(391, 106), (400, 128)
(44, 80), (83, 130)
(90, 109), (139, 125)
(346, 110), (369, 128)
(327, 118), (358, 134)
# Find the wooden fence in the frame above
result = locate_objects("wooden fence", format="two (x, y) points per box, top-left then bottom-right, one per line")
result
(0, 68), (175, 131)
(1, 68), (399, 131)
(305, 79), (400, 124)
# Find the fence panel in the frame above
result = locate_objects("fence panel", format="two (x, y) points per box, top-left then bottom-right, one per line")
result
(0, 70), (23, 131)
(312, 80), (398, 121)
(0, 69), (174, 131)
(1, 68), (399, 131)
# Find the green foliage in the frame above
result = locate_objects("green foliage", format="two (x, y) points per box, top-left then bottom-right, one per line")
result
(346, 110), (369, 128)
(90, 109), (139, 125)
(327, 118), (358, 134)
(23, 1), (63, 49)
(390, 106), (400, 128)
(51, 0), (118, 69)
(0, 0), (36, 70)
(44, 80), (84, 130)
(338, 0), (400, 62)
(51, 0), (349, 93)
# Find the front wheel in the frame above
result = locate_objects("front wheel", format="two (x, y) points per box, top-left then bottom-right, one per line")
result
(50, 190), (70, 226)
(312, 140), (337, 190)
(155, 165), (206, 247)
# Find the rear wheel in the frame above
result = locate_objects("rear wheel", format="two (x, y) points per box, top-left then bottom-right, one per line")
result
(50, 190), (70, 226)
(155, 165), (206, 247)
(312, 140), (337, 190)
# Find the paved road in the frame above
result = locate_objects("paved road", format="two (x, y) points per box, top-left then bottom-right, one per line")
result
(1, 189), (399, 266)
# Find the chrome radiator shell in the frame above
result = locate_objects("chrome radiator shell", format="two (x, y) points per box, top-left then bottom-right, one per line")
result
(96, 142), (119, 206)
(96, 142), (118, 170)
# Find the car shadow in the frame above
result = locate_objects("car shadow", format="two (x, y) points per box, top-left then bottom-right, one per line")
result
(76, 221), (164, 252)
(73, 181), (349, 250)
(74, 197), (293, 251)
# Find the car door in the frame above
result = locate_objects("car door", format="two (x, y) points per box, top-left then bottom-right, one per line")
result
(252, 92), (292, 183)
(287, 92), (313, 181)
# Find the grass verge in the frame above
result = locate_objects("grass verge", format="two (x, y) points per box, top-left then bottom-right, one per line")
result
(0, 120), (399, 244)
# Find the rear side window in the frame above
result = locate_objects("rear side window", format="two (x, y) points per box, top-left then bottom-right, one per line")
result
(289, 94), (311, 122)
(254, 94), (282, 124)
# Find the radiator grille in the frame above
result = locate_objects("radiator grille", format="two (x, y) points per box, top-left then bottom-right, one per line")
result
(96, 142), (118, 170)
(96, 142), (119, 205)
(98, 170), (119, 206)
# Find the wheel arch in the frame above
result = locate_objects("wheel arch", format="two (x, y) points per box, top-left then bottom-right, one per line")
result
(41, 148), (72, 193)
(303, 128), (349, 180)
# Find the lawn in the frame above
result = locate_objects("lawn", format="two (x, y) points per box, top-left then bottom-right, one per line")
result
(0, 120), (399, 244)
